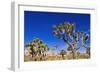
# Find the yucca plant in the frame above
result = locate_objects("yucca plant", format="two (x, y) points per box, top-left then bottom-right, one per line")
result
(60, 50), (66, 60)
(25, 38), (49, 61)
(53, 21), (90, 59)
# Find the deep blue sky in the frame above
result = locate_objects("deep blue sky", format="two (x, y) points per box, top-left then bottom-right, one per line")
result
(24, 11), (90, 53)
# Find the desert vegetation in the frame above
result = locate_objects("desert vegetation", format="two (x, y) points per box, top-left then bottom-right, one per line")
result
(24, 21), (90, 62)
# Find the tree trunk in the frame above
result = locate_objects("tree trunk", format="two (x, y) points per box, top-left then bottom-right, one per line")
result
(86, 47), (90, 56)
(83, 44), (90, 56)
(72, 50), (76, 59)
(62, 55), (65, 60)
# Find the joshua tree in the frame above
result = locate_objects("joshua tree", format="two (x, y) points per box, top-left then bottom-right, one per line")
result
(81, 32), (90, 56)
(25, 38), (49, 60)
(53, 22), (90, 59)
(60, 49), (66, 60)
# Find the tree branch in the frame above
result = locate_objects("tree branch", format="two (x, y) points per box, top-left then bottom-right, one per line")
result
(62, 36), (71, 46)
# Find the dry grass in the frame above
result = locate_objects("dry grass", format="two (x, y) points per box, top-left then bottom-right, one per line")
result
(24, 52), (90, 62)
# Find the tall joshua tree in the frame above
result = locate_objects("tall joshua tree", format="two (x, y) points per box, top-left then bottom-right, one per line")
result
(53, 22), (90, 59)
